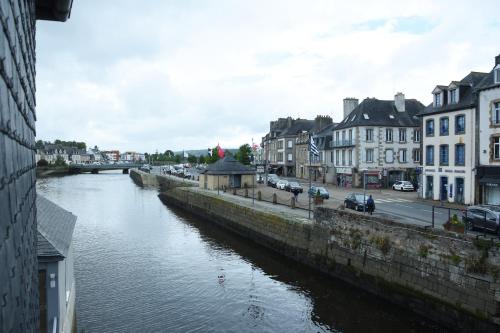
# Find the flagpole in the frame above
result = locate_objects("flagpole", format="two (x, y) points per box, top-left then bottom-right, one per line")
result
(308, 133), (312, 220)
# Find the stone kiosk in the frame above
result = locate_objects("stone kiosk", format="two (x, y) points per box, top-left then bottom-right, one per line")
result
(199, 156), (256, 190)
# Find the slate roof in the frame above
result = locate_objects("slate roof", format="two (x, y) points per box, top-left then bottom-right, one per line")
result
(314, 123), (336, 150)
(476, 67), (500, 92)
(279, 119), (315, 137)
(202, 156), (256, 175)
(334, 98), (425, 130)
(37, 195), (76, 261)
(420, 71), (488, 116)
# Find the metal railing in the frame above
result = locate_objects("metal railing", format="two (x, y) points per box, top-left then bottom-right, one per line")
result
(330, 139), (354, 148)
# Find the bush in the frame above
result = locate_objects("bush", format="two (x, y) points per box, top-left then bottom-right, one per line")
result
(37, 159), (49, 167)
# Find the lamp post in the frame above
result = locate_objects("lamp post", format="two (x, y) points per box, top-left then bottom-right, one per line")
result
(362, 169), (367, 214)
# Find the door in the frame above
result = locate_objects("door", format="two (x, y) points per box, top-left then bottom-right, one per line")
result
(426, 176), (433, 199)
(440, 177), (448, 201)
(455, 178), (464, 204)
(39, 270), (47, 333)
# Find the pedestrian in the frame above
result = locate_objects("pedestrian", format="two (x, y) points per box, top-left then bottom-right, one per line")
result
(292, 188), (299, 202)
(337, 176), (341, 187)
(367, 195), (375, 215)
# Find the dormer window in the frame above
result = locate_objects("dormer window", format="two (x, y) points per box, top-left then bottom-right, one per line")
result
(449, 89), (458, 104)
(434, 93), (441, 107)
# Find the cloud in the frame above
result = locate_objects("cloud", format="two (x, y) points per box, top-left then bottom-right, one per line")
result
(35, 0), (500, 152)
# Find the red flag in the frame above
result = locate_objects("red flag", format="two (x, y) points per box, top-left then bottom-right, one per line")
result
(217, 143), (225, 158)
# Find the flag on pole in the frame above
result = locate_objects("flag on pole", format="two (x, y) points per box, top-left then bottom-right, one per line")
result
(217, 143), (225, 158)
(309, 138), (319, 156)
(208, 148), (212, 156)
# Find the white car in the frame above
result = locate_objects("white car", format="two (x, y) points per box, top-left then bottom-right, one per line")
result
(276, 180), (289, 190)
(392, 181), (414, 191)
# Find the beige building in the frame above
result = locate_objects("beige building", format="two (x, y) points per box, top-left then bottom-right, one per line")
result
(199, 156), (256, 190)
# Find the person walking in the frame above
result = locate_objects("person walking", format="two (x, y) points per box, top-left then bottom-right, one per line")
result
(367, 195), (375, 215)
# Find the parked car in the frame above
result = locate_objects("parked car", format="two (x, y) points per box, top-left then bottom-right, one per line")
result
(267, 174), (279, 187)
(392, 181), (414, 191)
(308, 186), (330, 199)
(344, 193), (371, 212)
(285, 181), (303, 193)
(462, 205), (500, 234)
(276, 180), (289, 190)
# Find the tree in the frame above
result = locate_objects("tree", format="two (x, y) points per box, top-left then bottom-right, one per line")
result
(35, 140), (44, 150)
(37, 159), (48, 167)
(174, 154), (182, 163)
(54, 156), (67, 167)
(164, 150), (174, 157)
(198, 155), (206, 164)
(187, 155), (197, 164)
(206, 147), (221, 164)
(235, 144), (252, 165)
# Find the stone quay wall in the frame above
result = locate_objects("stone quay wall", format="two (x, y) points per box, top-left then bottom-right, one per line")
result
(129, 169), (197, 190)
(159, 186), (500, 332)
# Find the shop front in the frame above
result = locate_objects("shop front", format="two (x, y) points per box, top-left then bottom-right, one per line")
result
(335, 167), (353, 188)
(360, 170), (382, 189)
(477, 167), (500, 205)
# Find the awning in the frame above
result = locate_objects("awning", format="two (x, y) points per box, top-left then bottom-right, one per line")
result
(479, 177), (500, 184)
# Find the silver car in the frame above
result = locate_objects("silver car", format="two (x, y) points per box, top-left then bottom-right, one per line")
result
(463, 205), (500, 234)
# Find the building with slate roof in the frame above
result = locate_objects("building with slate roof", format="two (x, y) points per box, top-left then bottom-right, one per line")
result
(37, 196), (77, 333)
(332, 94), (425, 188)
(199, 156), (256, 190)
(476, 55), (500, 204)
(419, 70), (488, 204)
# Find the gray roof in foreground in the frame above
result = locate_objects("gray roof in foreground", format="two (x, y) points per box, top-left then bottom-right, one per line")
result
(37, 195), (77, 260)
(202, 156), (256, 175)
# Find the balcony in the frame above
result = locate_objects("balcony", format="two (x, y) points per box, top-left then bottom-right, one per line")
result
(330, 140), (355, 148)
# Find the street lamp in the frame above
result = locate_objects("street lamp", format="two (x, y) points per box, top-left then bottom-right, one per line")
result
(362, 169), (368, 214)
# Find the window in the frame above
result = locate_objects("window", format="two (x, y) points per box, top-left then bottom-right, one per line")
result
(455, 144), (465, 166)
(398, 128), (406, 142)
(341, 150), (345, 165)
(426, 119), (434, 136)
(342, 131), (346, 141)
(366, 148), (374, 163)
(386, 128), (393, 142)
(426, 146), (434, 165)
(494, 137), (500, 160)
(412, 148), (421, 163)
(363, 113), (369, 119)
(434, 93), (441, 107)
(385, 149), (394, 163)
(348, 129), (352, 142)
(277, 152), (283, 162)
(449, 89), (457, 104)
(366, 128), (373, 142)
(335, 150), (340, 165)
(399, 149), (407, 163)
(413, 129), (421, 143)
(287, 153), (293, 162)
(439, 145), (449, 166)
(330, 151), (333, 163)
(455, 115), (465, 134)
(348, 150), (352, 165)
(493, 102), (500, 125)
(439, 117), (449, 136)
(287, 140), (293, 148)
(277, 141), (283, 149)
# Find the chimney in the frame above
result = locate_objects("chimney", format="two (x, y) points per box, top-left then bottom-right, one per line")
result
(394, 92), (405, 112)
(314, 115), (332, 131)
(343, 98), (359, 118)
(496, 54), (500, 66)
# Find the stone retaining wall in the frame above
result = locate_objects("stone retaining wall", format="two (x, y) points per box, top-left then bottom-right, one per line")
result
(129, 169), (197, 190)
(159, 186), (500, 332)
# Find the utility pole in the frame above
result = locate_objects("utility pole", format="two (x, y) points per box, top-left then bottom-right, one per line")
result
(308, 133), (312, 219)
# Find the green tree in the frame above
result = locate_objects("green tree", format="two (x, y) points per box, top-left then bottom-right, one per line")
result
(174, 154), (182, 163)
(206, 147), (221, 164)
(198, 155), (206, 164)
(235, 144), (252, 165)
(165, 150), (174, 157)
(54, 155), (67, 167)
(35, 140), (44, 149)
(37, 159), (48, 167)
(187, 155), (197, 164)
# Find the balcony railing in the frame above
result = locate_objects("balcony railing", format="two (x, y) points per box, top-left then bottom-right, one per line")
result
(330, 140), (355, 148)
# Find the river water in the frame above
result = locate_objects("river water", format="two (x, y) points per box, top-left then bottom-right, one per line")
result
(37, 172), (442, 333)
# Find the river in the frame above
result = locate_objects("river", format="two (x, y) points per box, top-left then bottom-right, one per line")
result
(37, 172), (442, 332)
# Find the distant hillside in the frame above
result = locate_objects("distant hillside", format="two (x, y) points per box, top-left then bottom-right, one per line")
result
(174, 149), (238, 157)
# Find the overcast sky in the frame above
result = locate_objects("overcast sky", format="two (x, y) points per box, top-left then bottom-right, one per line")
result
(36, 0), (500, 153)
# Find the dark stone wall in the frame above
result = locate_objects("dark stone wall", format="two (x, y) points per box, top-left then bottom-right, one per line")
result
(0, 0), (39, 332)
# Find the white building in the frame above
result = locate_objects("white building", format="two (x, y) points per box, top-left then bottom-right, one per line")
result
(332, 94), (424, 188)
(476, 55), (500, 204)
(420, 71), (488, 204)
